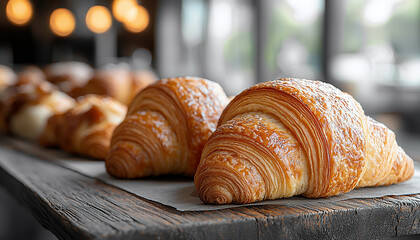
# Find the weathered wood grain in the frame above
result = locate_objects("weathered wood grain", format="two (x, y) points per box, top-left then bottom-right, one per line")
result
(0, 146), (419, 240)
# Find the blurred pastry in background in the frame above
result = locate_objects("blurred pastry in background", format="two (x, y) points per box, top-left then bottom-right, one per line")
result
(40, 95), (127, 160)
(72, 68), (157, 105)
(129, 69), (158, 104)
(44, 61), (93, 95)
(17, 66), (46, 86)
(0, 65), (17, 91)
(72, 68), (132, 105)
(0, 81), (75, 140)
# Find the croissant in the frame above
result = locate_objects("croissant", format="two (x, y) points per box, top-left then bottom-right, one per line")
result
(129, 70), (157, 104)
(40, 95), (127, 159)
(72, 68), (157, 105)
(17, 66), (46, 86)
(44, 61), (93, 95)
(106, 77), (229, 178)
(71, 68), (132, 104)
(0, 81), (75, 140)
(194, 78), (414, 204)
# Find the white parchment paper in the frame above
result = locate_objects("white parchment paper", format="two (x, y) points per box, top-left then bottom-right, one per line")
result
(5, 137), (420, 211)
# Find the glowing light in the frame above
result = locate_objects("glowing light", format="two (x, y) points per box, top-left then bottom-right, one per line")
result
(112, 0), (137, 23)
(123, 5), (149, 33)
(49, 8), (76, 37)
(86, 5), (112, 34)
(209, 0), (232, 38)
(285, 0), (322, 24)
(364, 0), (401, 26)
(6, 0), (33, 26)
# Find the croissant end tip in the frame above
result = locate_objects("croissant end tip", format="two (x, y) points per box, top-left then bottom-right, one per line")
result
(105, 155), (130, 178)
(200, 185), (233, 205)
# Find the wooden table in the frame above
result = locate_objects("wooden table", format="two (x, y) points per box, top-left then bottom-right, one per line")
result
(0, 144), (419, 240)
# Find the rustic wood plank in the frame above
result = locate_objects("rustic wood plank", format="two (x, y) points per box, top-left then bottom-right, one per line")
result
(0, 146), (419, 239)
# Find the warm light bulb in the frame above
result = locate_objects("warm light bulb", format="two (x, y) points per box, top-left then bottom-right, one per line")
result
(112, 0), (137, 23)
(6, 0), (33, 26)
(123, 5), (149, 33)
(86, 5), (112, 34)
(49, 8), (76, 37)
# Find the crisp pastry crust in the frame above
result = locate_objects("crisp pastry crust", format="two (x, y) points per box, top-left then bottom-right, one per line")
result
(194, 78), (414, 204)
(40, 95), (127, 160)
(106, 77), (229, 178)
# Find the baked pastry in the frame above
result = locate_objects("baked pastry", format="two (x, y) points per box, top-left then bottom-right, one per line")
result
(17, 66), (45, 85)
(129, 70), (157, 104)
(0, 65), (17, 90)
(194, 78), (414, 204)
(44, 61), (93, 95)
(40, 95), (127, 159)
(0, 81), (75, 140)
(106, 77), (229, 178)
(72, 68), (157, 105)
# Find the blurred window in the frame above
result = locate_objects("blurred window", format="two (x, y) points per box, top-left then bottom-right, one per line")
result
(332, 0), (420, 87)
(263, 0), (324, 81)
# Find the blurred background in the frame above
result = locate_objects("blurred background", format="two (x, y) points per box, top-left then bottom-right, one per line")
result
(1, 0), (420, 239)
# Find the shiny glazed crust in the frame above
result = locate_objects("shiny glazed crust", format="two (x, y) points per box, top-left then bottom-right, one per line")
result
(106, 77), (229, 178)
(194, 78), (414, 204)
(40, 95), (127, 160)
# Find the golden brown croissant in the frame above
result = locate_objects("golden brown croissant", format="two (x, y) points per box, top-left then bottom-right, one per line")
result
(194, 78), (414, 204)
(106, 77), (229, 178)
(40, 95), (127, 159)
(0, 81), (75, 139)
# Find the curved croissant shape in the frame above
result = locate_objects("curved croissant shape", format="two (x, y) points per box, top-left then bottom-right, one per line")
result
(106, 77), (229, 178)
(195, 78), (414, 204)
(40, 95), (127, 159)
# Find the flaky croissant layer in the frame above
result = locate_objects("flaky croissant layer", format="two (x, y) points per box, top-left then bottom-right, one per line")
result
(106, 77), (229, 178)
(194, 78), (414, 204)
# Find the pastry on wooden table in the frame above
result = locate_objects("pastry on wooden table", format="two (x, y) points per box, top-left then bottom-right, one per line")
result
(194, 78), (414, 204)
(0, 81), (75, 140)
(106, 77), (229, 178)
(44, 61), (93, 95)
(40, 95), (127, 160)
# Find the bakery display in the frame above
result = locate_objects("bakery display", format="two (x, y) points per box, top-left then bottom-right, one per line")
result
(106, 77), (229, 178)
(40, 94), (127, 160)
(194, 78), (414, 204)
(44, 61), (93, 95)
